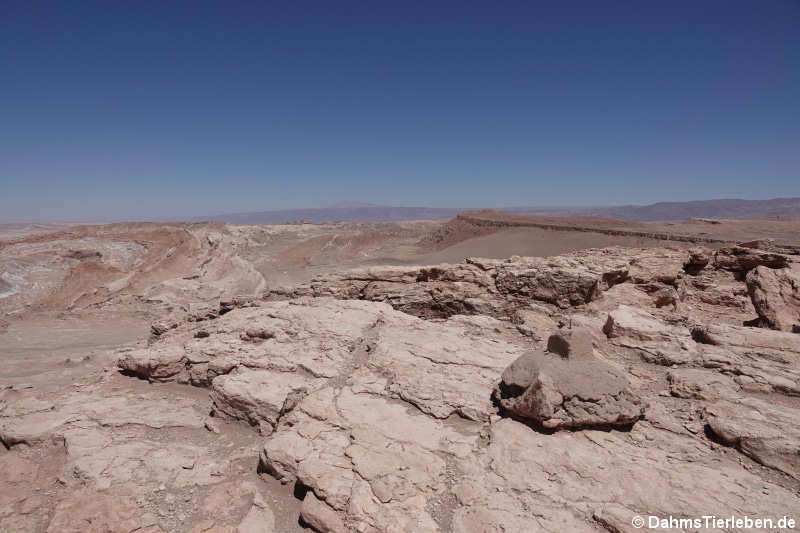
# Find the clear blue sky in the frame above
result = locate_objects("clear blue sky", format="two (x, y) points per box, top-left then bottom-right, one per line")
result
(2, 1), (799, 221)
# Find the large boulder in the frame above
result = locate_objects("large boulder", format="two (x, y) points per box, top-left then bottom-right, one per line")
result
(746, 264), (800, 332)
(494, 328), (644, 429)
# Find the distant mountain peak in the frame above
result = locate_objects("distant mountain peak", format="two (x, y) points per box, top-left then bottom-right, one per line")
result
(327, 201), (383, 209)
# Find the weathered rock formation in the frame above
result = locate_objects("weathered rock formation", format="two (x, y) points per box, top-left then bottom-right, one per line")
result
(746, 264), (800, 332)
(4, 242), (800, 532)
(713, 245), (790, 272)
(267, 250), (643, 319)
(494, 328), (644, 429)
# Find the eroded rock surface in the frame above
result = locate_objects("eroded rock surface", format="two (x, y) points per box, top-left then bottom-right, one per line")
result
(268, 249), (644, 317)
(713, 245), (790, 272)
(0, 371), (304, 533)
(4, 244), (800, 532)
(704, 398), (800, 480)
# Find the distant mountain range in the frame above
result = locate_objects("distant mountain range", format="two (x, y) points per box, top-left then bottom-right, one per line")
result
(581, 197), (800, 221)
(196, 197), (800, 224)
(197, 206), (471, 224)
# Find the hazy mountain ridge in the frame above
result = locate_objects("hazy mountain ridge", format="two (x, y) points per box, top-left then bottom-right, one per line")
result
(197, 197), (800, 224)
(582, 197), (800, 221)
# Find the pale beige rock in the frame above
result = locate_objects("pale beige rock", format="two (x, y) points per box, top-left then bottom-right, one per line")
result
(268, 248), (687, 317)
(690, 329), (800, 397)
(704, 398), (800, 479)
(692, 321), (800, 352)
(667, 368), (739, 400)
(545, 327), (594, 359)
(450, 418), (799, 532)
(211, 369), (323, 429)
(300, 492), (346, 533)
(46, 484), (162, 533)
(368, 312), (524, 421)
(0, 451), (39, 483)
(602, 304), (697, 365)
(603, 304), (689, 343)
(493, 255), (629, 308)
(746, 264), (800, 332)
(510, 306), (558, 339)
(496, 330), (644, 429)
(260, 387), (478, 531)
(203, 482), (257, 521)
(237, 502), (275, 533)
(109, 261), (800, 531)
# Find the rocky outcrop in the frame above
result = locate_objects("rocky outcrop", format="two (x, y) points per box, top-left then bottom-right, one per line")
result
(0, 374), (288, 533)
(450, 417), (798, 533)
(268, 264), (499, 319)
(7, 243), (800, 533)
(704, 398), (800, 479)
(683, 246), (711, 275)
(259, 386), (476, 532)
(492, 256), (629, 308)
(667, 368), (739, 400)
(509, 306), (558, 340)
(600, 301), (800, 396)
(494, 328), (644, 429)
(746, 264), (800, 332)
(601, 304), (697, 365)
(268, 248), (699, 318)
(713, 245), (790, 272)
(118, 299), (526, 430)
(300, 492), (346, 533)
(0, 223), (268, 321)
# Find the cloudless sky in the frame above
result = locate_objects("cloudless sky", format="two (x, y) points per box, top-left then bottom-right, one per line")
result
(1, 1), (799, 221)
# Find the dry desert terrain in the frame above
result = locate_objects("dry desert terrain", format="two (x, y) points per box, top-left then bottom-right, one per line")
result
(1, 213), (800, 532)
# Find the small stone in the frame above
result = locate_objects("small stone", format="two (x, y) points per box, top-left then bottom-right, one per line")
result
(244, 327), (275, 340)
